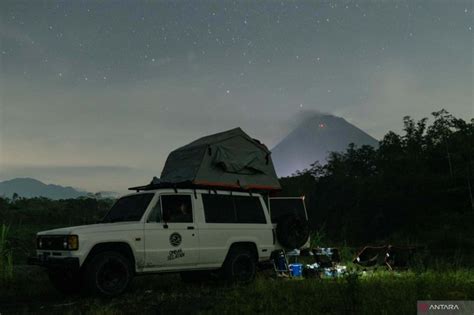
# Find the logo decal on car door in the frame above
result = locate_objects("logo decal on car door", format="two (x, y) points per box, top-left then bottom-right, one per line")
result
(169, 232), (182, 247)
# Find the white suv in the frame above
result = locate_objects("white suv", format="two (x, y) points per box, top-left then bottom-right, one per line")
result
(29, 188), (309, 296)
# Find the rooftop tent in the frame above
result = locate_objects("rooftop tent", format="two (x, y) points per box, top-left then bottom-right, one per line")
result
(159, 128), (281, 191)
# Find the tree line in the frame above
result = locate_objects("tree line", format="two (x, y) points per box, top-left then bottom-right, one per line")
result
(0, 196), (113, 227)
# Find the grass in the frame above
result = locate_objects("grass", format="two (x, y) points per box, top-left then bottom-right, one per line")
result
(0, 266), (473, 315)
(0, 224), (14, 282)
(208, 270), (474, 314)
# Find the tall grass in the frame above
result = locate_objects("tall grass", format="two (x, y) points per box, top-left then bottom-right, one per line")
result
(0, 224), (14, 282)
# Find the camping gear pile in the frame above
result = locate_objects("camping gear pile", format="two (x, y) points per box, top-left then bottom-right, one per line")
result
(272, 248), (347, 279)
(272, 245), (418, 279)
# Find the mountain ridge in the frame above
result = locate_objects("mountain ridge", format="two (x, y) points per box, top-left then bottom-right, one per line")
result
(0, 177), (88, 199)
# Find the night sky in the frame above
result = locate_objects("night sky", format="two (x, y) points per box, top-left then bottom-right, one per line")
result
(1, 1), (472, 192)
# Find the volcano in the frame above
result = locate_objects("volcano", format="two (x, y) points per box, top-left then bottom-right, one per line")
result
(271, 114), (378, 177)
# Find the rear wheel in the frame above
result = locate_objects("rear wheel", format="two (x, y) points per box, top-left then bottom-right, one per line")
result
(84, 251), (133, 297)
(223, 247), (256, 283)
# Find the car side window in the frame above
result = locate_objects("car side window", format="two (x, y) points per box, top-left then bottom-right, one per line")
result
(202, 194), (266, 224)
(147, 197), (162, 223)
(234, 196), (266, 224)
(161, 195), (193, 223)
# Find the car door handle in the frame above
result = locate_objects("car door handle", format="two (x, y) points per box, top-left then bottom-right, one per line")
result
(187, 226), (194, 230)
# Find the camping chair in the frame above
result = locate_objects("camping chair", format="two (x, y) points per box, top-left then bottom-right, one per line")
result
(272, 250), (290, 277)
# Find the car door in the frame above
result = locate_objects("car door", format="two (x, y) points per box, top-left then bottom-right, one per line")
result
(143, 193), (199, 271)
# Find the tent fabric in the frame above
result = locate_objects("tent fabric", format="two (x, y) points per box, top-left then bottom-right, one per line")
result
(160, 128), (281, 190)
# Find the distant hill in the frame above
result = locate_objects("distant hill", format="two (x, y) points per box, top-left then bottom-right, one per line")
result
(272, 113), (379, 177)
(0, 178), (87, 200)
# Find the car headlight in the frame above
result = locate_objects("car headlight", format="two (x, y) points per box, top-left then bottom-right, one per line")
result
(36, 235), (79, 250)
(67, 235), (79, 250)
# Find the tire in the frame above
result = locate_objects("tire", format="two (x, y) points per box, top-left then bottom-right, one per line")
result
(47, 270), (82, 295)
(223, 247), (256, 283)
(180, 270), (210, 283)
(84, 251), (133, 297)
(276, 214), (310, 249)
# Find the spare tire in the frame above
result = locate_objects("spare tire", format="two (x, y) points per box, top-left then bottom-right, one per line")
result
(276, 214), (310, 249)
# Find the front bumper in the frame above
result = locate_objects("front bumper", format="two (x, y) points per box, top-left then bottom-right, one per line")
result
(27, 255), (80, 272)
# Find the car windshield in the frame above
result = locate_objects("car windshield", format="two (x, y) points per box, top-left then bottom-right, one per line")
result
(102, 193), (154, 223)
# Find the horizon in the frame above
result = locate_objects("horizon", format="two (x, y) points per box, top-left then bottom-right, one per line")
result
(1, 1), (472, 191)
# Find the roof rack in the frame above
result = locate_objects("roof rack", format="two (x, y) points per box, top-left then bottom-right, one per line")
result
(128, 180), (278, 194)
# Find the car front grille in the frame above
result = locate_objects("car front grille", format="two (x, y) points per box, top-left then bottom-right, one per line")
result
(38, 236), (66, 250)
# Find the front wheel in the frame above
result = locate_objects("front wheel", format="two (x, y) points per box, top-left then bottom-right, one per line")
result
(84, 251), (133, 297)
(223, 247), (256, 283)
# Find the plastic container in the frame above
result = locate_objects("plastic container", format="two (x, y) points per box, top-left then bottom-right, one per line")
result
(288, 263), (303, 277)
